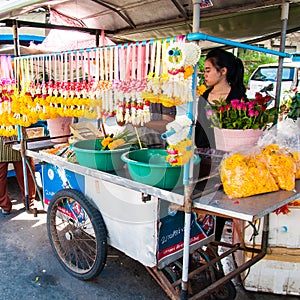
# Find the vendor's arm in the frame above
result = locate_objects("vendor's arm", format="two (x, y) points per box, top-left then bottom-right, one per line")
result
(144, 113), (175, 133)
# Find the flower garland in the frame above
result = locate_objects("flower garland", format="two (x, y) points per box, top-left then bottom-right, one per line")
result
(114, 79), (150, 126)
(166, 138), (193, 166)
(0, 79), (18, 136)
(6, 80), (105, 129)
(164, 115), (192, 145)
(143, 42), (201, 107)
(197, 84), (207, 97)
(0, 41), (202, 136)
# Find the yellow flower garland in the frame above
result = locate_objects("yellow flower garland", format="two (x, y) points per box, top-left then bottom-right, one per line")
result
(166, 138), (193, 166)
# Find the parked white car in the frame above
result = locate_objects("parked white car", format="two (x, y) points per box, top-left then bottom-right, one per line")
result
(246, 62), (300, 100)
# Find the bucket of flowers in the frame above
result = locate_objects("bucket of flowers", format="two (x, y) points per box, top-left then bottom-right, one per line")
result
(73, 130), (139, 172)
(206, 93), (279, 152)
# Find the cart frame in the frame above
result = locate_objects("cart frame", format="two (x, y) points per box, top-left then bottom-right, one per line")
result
(20, 141), (300, 299)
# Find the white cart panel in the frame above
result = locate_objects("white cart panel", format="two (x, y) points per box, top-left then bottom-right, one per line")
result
(85, 175), (159, 267)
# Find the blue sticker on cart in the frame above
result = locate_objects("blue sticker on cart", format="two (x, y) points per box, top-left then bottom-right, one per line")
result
(42, 163), (85, 205)
(158, 211), (215, 265)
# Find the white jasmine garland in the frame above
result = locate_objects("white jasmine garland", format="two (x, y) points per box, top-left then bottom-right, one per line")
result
(143, 104), (151, 124)
(166, 115), (192, 145)
(166, 42), (201, 70)
(167, 43), (186, 70)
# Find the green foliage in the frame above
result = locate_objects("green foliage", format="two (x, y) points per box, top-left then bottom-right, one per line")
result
(238, 50), (278, 85)
(287, 92), (300, 120)
(206, 96), (278, 130)
(197, 55), (206, 85)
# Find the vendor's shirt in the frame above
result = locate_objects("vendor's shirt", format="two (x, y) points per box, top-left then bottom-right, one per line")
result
(195, 87), (246, 149)
(126, 103), (176, 149)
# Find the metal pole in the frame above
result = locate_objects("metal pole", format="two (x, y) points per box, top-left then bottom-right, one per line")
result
(13, 20), (30, 211)
(187, 32), (291, 58)
(180, 1), (201, 299)
(275, 0), (290, 121)
(12, 21), (20, 57)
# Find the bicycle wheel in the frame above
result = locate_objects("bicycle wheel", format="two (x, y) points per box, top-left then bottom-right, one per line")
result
(47, 189), (107, 280)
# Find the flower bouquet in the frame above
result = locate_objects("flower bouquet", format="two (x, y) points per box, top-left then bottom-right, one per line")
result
(100, 130), (139, 150)
(206, 93), (278, 130)
(206, 93), (280, 152)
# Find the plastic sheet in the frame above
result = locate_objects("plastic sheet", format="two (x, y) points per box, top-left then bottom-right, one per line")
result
(220, 144), (298, 198)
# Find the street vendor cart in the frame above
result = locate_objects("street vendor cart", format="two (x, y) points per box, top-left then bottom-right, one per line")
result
(8, 49), (300, 300)
(17, 138), (300, 300)
(2, 1), (300, 299)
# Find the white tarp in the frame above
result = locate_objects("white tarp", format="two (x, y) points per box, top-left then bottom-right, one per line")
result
(28, 10), (115, 53)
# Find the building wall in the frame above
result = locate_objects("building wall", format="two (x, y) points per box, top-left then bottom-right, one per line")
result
(254, 32), (300, 54)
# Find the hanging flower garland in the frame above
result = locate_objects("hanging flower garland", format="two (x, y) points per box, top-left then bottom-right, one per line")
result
(114, 79), (149, 126)
(2, 39), (202, 133)
(143, 42), (201, 107)
(9, 80), (104, 128)
(166, 138), (193, 166)
(164, 115), (192, 145)
(0, 79), (18, 136)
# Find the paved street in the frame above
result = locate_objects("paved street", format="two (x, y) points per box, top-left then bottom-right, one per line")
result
(0, 176), (298, 300)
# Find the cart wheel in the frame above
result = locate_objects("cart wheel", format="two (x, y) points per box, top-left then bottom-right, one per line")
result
(47, 189), (107, 280)
(211, 279), (236, 300)
(192, 249), (237, 300)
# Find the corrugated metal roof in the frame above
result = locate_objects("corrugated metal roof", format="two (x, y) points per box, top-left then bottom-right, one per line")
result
(1, 0), (300, 45)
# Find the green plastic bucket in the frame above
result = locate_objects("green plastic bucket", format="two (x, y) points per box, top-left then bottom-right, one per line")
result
(73, 139), (129, 172)
(121, 148), (201, 190)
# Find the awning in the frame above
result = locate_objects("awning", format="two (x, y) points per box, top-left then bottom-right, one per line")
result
(0, 0), (299, 46)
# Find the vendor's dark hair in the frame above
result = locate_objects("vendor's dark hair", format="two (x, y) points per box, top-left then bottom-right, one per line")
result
(205, 49), (246, 95)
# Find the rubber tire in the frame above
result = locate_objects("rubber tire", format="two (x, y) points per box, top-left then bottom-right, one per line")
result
(212, 271), (237, 300)
(194, 249), (237, 300)
(47, 189), (107, 280)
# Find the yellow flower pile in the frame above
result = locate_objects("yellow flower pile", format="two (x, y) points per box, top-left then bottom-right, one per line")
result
(292, 151), (300, 179)
(260, 144), (296, 191)
(220, 153), (279, 198)
(220, 144), (298, 198)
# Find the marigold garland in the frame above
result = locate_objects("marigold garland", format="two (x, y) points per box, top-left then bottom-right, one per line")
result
(0, 43), (202, 135)
(166, 138), (193, 166)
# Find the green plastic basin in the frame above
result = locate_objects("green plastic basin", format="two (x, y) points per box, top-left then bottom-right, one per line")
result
(73, 139), (129, 172)
(121, 148), (200, 190)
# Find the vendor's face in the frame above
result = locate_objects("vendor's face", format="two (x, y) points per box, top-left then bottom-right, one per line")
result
(204, 59), (226, 87)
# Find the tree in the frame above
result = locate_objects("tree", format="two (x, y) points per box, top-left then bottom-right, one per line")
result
(238, 49), (278, 85)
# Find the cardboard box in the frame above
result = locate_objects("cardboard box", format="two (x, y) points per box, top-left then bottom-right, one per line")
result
(26, 127), (44, 138)
(70, 122), (103, 140)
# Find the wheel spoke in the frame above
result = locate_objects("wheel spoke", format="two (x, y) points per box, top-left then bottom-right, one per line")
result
(47, 189), (107, 279)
